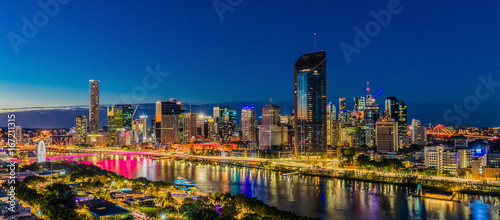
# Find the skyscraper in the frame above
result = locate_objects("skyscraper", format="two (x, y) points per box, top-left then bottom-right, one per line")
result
(183, 113), (197, 143)
(133, 115), (148, 143)
(339, 98), (347, 122)
(385, 97), (399, 120)
(75, 115), (87, 145)
(89, 80), (100, 134)
(411, 119), (427, 145)
(259, 103), (282, 150)
(241, 106), (257, 142)
(326, 102), (336, 146)
(155, 99), (185, 144)
(398, 100), (408, 136)
(294, 51), (327, 154)
(107, 104), (133, 143)
(375, 118), (399, 153)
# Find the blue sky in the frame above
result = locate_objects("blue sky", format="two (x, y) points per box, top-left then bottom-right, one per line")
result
(1, 0), (500, 112)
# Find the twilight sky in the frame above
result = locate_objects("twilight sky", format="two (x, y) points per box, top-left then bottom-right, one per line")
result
(1, 1), (500, 126)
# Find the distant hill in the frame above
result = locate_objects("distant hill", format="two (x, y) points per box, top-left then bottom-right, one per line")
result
(1, 102), (499, 128)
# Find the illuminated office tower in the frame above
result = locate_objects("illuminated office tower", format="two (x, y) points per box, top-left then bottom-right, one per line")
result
(213, 106), (231, 123)
(259, 103), (282, 150)
(366, 94), (375, 107)
(161, 115), (179, 144)
(398, 101), (408, 136)
(207, 117), (215, 140)
(155, 99), (185, 144)
(133, 115), (148, 143)
(326, 102), (337, 146)
(107, 104), (133, 143)
(89, 80), (100, 134)
(183, 113), (197, 143)
(241, 106), (257, 142)
(375, 118), (399, 153)
(213, 106), (236, 143)
(339, 98), (347, 122)
(364, 105), (380, 147)
(294, 51), (327, 154)
(384, 97), (399, 120)
(196, 115), (214, 139)
(75, 115), (87, 145)
(354, 96), (366, 111)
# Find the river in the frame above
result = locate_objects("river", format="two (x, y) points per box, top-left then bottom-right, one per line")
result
(67, 154), (500, 220)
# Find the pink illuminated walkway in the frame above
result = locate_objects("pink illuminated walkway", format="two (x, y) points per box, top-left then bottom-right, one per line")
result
(46, 151), (162, 160)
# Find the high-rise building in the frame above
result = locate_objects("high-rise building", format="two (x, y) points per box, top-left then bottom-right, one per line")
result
(183, 113), (197, 143)
(107, 104), (134, 143)
(398, 100), (408, 136)
(89, 80), (100, 134)
(75, 115), (87, 145)
(260, 103), (281, 150)
(384, 97), (399, 120)
(411, 119), (427, 145)
(339, 98), (347, 122)
(213, 106), (231, 123)
(133, 115), (148, 143)
(241, 106), (257, 142)
(294, 51), (327, 154)
(364, 105), (380, 147)
(375, 118), (399, 153)
(326, 102), (337, 146)
(155, 99), (185, 143)
(354, 96), (366, 112)
(161, 115), (180, 144)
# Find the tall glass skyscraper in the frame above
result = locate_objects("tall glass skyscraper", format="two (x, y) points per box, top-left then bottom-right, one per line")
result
(89, 80), (100, 134)
(294, 51), (327, 154)
(241, 106), (256, 142)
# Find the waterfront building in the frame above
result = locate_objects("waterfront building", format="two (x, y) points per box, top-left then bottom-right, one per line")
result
(89, 80), (100, 134)
(424, 145), (457, 174)
(183, 113), (197, 143)
(294, 51), (327, 154)
(86, 132), (111, 146)
(375, 118), (398, 153)
(241, 106), (257, 142)
(75, 115), (87, 144)
(115, 128), (132, 146)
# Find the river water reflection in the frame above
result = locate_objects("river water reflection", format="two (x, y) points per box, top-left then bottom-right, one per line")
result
(74, 155), (500, 220)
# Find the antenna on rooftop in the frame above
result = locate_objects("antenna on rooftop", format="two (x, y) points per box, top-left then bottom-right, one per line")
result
(314, 33), (317, 52)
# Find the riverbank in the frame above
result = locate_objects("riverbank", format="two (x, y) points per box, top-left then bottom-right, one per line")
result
(174, 157), (500, 198)
(16, 161), (318, 220)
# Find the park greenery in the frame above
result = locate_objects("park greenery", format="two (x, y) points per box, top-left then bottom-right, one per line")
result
(9, 161), (317, 220)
